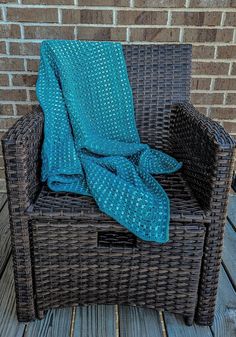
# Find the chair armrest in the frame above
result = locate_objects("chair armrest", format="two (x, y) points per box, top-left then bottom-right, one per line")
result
(1, 107), (43, 321)
(2, 106), (44, 215)
(170, 102), (235, 211)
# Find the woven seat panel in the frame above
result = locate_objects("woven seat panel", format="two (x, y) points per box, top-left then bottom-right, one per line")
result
(31, 219), (205, 317)
(28, 172), (205, 223)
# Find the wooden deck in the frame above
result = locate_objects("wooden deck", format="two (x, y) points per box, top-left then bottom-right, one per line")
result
(0, 193), (236, 337)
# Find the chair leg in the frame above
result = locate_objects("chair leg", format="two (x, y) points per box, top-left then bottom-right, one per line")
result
(11, 218), (36, 322)
(194, 225), (222, 326)
(37, 310), (46, 320)
(184, 315), (194, 326)
(194, 310), (214, 326)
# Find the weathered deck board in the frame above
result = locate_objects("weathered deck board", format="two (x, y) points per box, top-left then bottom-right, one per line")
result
(119, 306), (163, 337)
(73, 305), (116, 337)
(0, 203), (11, 275)
(0, 259), (25, 337)
(163, 313), (213, 337)
(211, 267), (236, 337)
(24, 307), (72, 337)
(227, 195), (236, 229)
(222, 221), (236, 289)
(0, 193), (7, 210)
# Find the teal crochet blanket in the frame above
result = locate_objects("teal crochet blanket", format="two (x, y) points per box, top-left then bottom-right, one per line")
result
(36, 40), (182, 243)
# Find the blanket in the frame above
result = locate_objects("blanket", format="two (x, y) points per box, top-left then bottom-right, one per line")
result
(36, 40), (182, 243)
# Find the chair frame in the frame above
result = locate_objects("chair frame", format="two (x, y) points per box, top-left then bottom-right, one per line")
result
(2, 44), (235, 326)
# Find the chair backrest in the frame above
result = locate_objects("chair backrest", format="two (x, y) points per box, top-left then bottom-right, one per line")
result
(123, 44), (192, 151)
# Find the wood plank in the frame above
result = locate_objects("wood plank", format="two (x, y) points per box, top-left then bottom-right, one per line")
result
(0, 203), (11, 275)
(211, 267), (236, 337)
(73, 305), (116, 337)
(227, 195), (236, 229)
(163, 313), (212, 337)
(119, 306), (163, 337)
(222, 221), (236, 289)
(24, 307), (72, 337)
(0, 193), (7, 211)
(0, 258), (25, 337)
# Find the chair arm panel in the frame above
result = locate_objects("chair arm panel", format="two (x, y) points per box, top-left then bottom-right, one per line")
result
(169, 102), (235, 324)
(2, 107), (44, 215)
(1, 107), (43, 321)
(170, 102), (235, 211)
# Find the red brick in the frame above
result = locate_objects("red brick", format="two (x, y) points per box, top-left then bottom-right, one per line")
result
(0, 118), (18, 129)
(1, 0), (17, 3)
(27, 59), (40, 72)
(172, 12), (221, 26)
(223, 122), (236, 133)
(0, 74), (9, 86)
(77, 27), (126, 41)
(0, 58), (25, 71)
(0, 169), (6, 179)
(134, 0), (185, 7)
(79, 0), (129, 5)
(0, 104), (14, 116)
(117, 10), (167, 25)
(0, 180), (6, 193)
(191, 92), (223, 105)
(62, 9), (113, 24)
(191, 78), (211, 90)
(0, 179), (6, 192)
(189, 0), (236, 7)
(24, 26), (74, 40)
(231, 63), (236, 75)
(217, 46), (236, 59)
(192, 45), (215, 59)
(0, 134), (5, 143)
(192, 62), (229, 76)
(29, 90), (37, 101)
(184, 28), (233, 43)
(7, 8), (58, 23)
(0, 89), (27, 101)
(0, 24), (21, 38)
(210, 108), (236, 120)
(215, 78), (236, 90)
(16, 104), (38, 116)
(12, 74), (37, 87)
(226, 93), (236, 105)
(224, 13), (236, 26)
(0, 42), (6, 54)
(9, 42), (40, 56)
(130, 28), (179, 42)
(195, 106), (208, 115)
(22, 0), (73, 4)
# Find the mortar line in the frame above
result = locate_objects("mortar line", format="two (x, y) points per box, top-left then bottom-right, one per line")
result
(220, 12), (226, 26)
(113, 9), (117, 26)
(58, 8), (62, 25)
(167, 10), (172, 26)
(3, 4), (236, 11)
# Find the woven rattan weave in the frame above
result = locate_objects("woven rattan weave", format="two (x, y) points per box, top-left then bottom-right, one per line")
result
(2, 44), (235, 326)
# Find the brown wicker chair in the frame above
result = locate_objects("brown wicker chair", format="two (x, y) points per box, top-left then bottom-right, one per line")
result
(2, 44), (235, 326)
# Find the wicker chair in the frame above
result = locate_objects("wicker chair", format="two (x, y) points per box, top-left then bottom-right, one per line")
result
(2, 44), (235, 326)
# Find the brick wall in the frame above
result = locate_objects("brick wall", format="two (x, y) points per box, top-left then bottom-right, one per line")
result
(0, 0), (236, 190)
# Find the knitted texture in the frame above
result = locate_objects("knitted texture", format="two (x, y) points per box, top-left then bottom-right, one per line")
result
(36, 40), (182, 243)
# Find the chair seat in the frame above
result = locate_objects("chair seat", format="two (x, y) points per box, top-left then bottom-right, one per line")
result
(28, 172), (206, 223)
